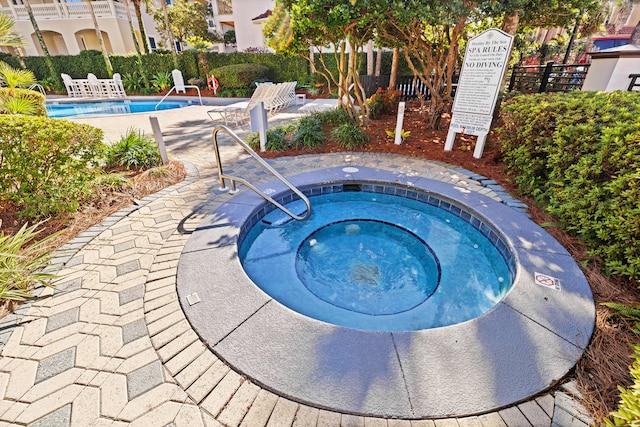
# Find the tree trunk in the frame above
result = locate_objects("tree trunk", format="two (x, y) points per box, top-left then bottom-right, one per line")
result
(366, 40), (374, 76)
(630, 20), (640, 45)
(122, 0), (149, 87)
(375, 47), (382, 76)
(161, 0), (178, 68)
(22, 0), (57, 79)
(563, 17), (581, 64)
(388, 47), (399, 90)
(132, 0), (150, 53)
(86, 0), (113, 75)
(501, 9), (520, 35)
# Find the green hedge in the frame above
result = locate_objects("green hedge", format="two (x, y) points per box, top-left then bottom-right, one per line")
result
(211, 63), (275, 89)
(12, 49), (406, 93)
(0, 115), (104, 219)
(496, 91), (640, 280)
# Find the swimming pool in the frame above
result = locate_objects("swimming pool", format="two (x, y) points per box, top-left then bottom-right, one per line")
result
(46, 99), (194, 118)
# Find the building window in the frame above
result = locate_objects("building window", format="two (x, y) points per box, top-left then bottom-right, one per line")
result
(149, 37), (156, 50)
(175, 41), (182, 52)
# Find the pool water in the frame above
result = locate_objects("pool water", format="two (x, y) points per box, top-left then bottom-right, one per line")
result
(239, 191), (512, 331)
(46, 100), (193, 118)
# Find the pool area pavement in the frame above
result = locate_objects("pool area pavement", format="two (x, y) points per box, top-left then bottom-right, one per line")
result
(0, 103), (595, 426)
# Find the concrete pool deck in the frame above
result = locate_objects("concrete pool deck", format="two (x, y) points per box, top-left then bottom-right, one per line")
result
(0, 101), (595, 426)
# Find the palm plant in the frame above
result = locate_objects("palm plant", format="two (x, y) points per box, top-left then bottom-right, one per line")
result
(0, 61), (37, 89)
(0, 221), (58, 301)
(0, 14), (24, 48)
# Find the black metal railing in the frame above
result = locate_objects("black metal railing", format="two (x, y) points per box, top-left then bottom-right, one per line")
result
(507, 62), (590, 94)
(359, 74), (458, 101)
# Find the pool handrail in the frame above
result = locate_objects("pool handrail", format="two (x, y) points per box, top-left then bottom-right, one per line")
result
(212, 125), (311, 221)
(155, 69), (202, 110)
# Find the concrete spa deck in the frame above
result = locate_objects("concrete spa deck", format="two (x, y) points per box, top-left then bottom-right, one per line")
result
(177, 165), (595, 419)
(0, 103), (596, 426)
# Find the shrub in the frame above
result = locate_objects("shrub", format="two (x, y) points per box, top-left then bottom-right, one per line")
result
(606, 342), (640, 426)
(496, 91), (640, 280)
(105, 129), (163, 170)
(247, 127), (290, 151)
(292, 115), (325, 149)
(0, 221), (58, 301)
(315, 108), (351, 126)
(332, 122), (368, 149)
(122, 71), (145, 93)
(367, 88), (402, 119)
(0, 88), (46, 116)
(211, 63), (275, 89)
(150, 71), (172, 91)
(0, 115), (104, 219)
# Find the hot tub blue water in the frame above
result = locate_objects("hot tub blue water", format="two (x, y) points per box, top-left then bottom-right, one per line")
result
(239, 190), (513, 331)
(46, 99), (193, 118)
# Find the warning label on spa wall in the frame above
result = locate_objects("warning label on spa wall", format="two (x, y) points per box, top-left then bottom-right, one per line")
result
(534, 272), (562, 291)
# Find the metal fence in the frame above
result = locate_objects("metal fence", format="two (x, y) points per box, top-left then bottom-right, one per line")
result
(357, 62), (589, 101)
(506, 62), (590, 94)
(359, 74), (459, 101)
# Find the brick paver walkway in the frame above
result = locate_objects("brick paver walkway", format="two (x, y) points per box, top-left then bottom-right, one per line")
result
(0, 105), (592, 426)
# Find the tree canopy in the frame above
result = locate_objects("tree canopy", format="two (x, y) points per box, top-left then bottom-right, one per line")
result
(266, 0), (605, 128)
(152, 0), (216, 48)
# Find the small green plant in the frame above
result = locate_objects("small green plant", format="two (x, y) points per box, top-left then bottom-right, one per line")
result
(606, 343), (640, 426)
(150, 71), (172, 92)
(332, 122), (368, 149)
(385, 128), (411, 141)
(0, 221), (58, 301)
(292, 115), (325, 149)
(105, 129), (163, 170)
(122, 71), (145, 93)
(368, 88), (402, 119)
(315, 108), (351, 126)
(247, 126), (290, 151)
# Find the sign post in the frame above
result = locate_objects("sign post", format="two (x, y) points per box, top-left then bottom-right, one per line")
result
(445, 29), (513, 158)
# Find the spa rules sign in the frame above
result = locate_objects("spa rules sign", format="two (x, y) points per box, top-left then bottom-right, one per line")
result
(445, 29), (513, 158)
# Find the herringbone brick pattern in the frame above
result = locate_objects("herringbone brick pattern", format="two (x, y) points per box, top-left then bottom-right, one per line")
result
(0, 104), (588, 426)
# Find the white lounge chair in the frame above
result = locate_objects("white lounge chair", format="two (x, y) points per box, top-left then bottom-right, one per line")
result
(61, 73), (84, 98)
(88, 73), (111, 98)
(110, 73), (126, 97)
(154, 69), (202, 109)
(208, 83), (275, 127)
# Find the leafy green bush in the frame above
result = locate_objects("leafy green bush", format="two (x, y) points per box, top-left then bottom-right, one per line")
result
(0, 88), (46, 116)
(0, 115), (104, 219)
(211, 63), (275, 89)
(150, 71), (172, 91)
(247, 125), (293, 151)
(105, 129), (163, 170)
(367, 88), (402, 119)
(332, 121), (368, 149)
(496, 91), (640, 280)
(122, 71), (146, 93)
(606, 342), (640, 426)
(0, 221), (58, 301)
(315, 108), (351, 126)
(292, 115), (325, 149)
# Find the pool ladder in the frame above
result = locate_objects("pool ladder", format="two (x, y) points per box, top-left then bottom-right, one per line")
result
(212, 125), (311, 221)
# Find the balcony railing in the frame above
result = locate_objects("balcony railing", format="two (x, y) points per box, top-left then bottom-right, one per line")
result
(0, 1), (133, 22)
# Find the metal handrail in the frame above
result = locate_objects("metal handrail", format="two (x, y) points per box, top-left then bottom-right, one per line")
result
(212, 125), (311, 221)
(154, 85), (202, 110)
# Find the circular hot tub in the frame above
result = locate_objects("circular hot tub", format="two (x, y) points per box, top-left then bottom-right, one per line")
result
(176, 165), (594, 418)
